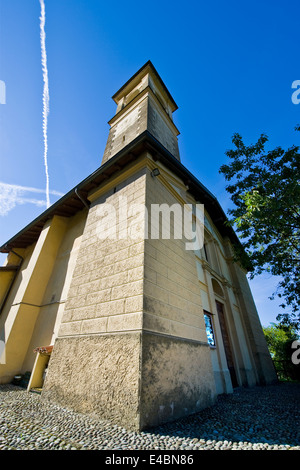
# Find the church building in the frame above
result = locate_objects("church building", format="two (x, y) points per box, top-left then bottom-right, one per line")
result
(0, 61), (277, 431)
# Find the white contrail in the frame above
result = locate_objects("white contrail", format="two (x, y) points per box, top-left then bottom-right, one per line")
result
(0, 182), (64, 197)
(39, 0), (50, 208)
(0, 182), (64, 216)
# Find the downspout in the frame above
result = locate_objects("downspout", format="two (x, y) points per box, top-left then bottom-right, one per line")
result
(0, 247), (24, 315)
(10, 249), (24, 264)
(75, 188), (90, 209)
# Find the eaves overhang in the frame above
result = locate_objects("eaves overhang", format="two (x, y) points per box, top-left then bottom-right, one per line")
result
(0, 131), (240, 254)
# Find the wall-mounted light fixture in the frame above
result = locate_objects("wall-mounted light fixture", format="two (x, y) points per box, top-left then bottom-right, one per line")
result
(151, 168), (160, 178)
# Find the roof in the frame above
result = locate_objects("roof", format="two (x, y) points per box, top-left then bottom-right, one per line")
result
(112, 60), (178, 112)
(0, 131), (241, 254)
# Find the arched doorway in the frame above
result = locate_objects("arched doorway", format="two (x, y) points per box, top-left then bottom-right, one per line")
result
(215, 300), (238, 388)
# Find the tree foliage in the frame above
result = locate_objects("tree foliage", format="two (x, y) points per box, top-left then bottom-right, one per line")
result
(263, 322), (299, 381)
(219, 127), (300, 328)
(263, 323), (298, 360)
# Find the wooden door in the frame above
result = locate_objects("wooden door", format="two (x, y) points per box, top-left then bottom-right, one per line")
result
(216, 300), (238, 388)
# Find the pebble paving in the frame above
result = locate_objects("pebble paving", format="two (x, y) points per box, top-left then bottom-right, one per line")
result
(0, 382), (299, 450)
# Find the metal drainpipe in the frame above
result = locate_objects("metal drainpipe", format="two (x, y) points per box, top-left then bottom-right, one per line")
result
(75, 188), (90, 209)
(0, 247), (24, 315)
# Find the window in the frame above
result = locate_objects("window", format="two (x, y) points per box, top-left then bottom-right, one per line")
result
(204, 311), (216, 347)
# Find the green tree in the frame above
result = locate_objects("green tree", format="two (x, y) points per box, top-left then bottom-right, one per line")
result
(263, 323), (298, 360)
(263, 323), (299, 381)
(219, 127), (300, 329)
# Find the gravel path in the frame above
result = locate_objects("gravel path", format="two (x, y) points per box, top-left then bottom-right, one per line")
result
(0, 382), (299, 450)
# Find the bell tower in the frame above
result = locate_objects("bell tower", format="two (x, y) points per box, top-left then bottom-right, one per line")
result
(102, 61), (180, 164)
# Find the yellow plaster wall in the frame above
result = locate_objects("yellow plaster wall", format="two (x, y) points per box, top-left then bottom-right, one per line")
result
(0, 216), (68, 383)
(0, 250), (25, 311)
(0, 271), (15, 307)
(21, 210), (87, 372)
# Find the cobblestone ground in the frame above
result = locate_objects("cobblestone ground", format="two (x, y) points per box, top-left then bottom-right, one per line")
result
(0, 382), (299, 450)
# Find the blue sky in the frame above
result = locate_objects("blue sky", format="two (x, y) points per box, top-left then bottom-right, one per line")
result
(0, 0), (299, 327)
